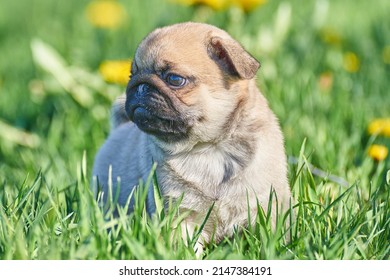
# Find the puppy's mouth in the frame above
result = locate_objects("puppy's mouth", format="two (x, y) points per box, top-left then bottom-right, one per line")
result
(131, 105), (187, 137)
(125, 78), (189, 140)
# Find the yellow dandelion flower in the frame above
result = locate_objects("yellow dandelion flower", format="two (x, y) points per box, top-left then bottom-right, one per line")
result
(368, 144), (388, 161)
(172, 0), (228, 10)
(86, 0), (126, 29)
(318, 72), (333, 92)
(232, 0), (267, 12)
(99, 60), (131, 85)
(368, 118), (390, 138)
(382, 45), (390, 64)
(343, 52), (360, 73)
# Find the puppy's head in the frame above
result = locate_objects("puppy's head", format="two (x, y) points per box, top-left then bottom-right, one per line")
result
(125, 22), (260, 143)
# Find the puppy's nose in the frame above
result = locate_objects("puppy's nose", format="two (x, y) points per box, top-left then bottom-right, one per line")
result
(135, 83), (150, 98)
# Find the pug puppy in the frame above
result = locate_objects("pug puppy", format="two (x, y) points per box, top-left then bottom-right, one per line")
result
(93, 22), (291, 252)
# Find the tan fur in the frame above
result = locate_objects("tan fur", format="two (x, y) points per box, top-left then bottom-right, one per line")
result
(93, 22), (291, 254)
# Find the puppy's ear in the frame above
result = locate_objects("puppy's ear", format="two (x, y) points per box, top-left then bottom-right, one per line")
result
(208, 36), (260, 80)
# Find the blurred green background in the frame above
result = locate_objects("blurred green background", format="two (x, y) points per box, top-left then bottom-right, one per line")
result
(1, 0), (390, 193)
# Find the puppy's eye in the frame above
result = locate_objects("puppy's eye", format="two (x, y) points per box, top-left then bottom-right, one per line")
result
(166, 74), (186, 87)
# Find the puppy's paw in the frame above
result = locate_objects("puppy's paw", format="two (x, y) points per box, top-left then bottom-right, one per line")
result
(111, 94), (129, 129)
(194, 241), (204, 258)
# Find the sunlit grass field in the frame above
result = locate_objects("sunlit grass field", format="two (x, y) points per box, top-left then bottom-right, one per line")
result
(0, 0), (389, 260)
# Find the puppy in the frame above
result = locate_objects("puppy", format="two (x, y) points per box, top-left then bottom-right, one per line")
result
(93, 22), (291, 252)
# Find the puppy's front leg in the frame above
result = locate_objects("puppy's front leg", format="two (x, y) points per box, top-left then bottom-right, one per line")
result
(180, 219), (207, 258)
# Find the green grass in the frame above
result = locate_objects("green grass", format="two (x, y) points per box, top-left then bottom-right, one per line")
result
(0, 0), (389, 260)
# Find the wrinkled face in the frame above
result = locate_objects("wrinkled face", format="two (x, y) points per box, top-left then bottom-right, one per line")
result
(125, 23), (259, 142)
